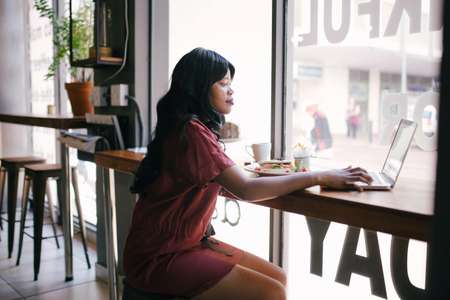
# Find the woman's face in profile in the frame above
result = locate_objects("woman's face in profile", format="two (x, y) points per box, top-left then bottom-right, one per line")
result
(210, 70), (234, 114)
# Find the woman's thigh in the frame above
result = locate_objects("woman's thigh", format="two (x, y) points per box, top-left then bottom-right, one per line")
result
(238, 250), (287, 286)
(192, 264), (286, 300)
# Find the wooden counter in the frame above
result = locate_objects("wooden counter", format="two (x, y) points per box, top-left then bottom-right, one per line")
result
(257, 178), (433, 242)
(95, 150), (434, 242)
(0, 113), (86, 129)
(95, 150), (144, 174)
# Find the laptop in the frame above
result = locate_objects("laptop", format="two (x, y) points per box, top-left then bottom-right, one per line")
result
(356, 119), (417, 190)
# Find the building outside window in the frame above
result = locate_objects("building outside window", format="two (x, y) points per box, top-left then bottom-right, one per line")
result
(284, 0), (441, 298)
(349, 69), (370, 139)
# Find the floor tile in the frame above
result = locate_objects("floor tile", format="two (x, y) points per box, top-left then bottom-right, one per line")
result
(0, 227), (66, 271)
(0, 212), (102, 300)
(25, 281), (108, 300)
(2, 255), (95, 297)
(0, 222), (97, 298)
(0, 276), (23, 300)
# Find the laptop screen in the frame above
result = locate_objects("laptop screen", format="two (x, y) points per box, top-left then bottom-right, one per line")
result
(381, 119), (417, 183)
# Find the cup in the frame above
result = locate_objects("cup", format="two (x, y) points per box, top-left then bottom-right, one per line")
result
(246, 142), (271, 162)
(47, 104), (56, 115)
(294, 156), (310, 172)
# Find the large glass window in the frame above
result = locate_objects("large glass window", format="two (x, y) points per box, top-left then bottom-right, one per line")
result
(65, 0), (97, 225)
(28, 0), (97, 225)
(28, 0), (62, 217)
(28, 0), (56, 163)
(169, 0), (272, 259)
(285, 0), (441, 298)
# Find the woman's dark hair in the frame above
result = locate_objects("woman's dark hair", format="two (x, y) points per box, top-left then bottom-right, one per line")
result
(131, 47), (235, 195)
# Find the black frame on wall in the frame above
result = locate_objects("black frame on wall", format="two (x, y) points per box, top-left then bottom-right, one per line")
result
(429, 0), (450, 298)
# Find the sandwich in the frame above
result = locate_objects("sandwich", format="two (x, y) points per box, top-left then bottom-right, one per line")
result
(255, 160), (296, 174)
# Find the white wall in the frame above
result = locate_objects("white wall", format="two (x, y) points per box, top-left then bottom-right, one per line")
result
(135, 0), (150, 145)
(0, 0), (31, 156)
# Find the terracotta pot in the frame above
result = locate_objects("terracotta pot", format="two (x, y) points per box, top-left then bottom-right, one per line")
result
(65, 81), (94, 116)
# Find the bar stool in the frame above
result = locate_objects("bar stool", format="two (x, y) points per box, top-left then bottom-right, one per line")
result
(17, 163), (91, 280)
(0, 156), (46, 258)
(15, 174), (61, 266)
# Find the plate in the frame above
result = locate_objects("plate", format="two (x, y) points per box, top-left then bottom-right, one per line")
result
(243, 163), (297, 176)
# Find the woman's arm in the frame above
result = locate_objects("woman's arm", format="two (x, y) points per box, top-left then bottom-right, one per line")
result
(215, 165), (372, 202)
(219, 187), (240, 200)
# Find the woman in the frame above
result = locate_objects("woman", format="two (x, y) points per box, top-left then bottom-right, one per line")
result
(123, 48), (372, 300)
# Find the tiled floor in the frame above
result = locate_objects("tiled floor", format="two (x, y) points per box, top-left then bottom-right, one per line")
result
(0, 220), (109, 299)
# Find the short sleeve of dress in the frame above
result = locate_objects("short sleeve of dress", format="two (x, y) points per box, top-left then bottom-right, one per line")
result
(174, 120), (235, 186)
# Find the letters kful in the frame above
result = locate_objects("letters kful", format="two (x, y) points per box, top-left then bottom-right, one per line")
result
(298, 0), (443, 46)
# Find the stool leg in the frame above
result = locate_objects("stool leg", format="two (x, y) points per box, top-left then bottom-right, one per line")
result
(0, 167), (6, 230)
(71, 167), (91, 269)
(7, 167), (20, 258)
(32, 175), (46, 281)
(45, 181), (60, 249)
(16, 176), (31, 266)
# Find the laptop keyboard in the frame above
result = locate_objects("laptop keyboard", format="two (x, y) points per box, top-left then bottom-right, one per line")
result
(368, 171), (388, 185)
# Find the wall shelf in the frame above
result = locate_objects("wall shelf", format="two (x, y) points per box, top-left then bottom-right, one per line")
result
(72, 56), (123, 68)
(69, 0), (124, 69)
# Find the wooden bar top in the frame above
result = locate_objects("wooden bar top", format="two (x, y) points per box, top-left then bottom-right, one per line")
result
(0, 113), (86, 129)
(95, 150), (434, 242)
(257, 178), (433, 242)
(95, 150), (145, 174)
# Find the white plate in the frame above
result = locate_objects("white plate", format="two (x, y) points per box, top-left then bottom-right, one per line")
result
(243, 163), (297, 176)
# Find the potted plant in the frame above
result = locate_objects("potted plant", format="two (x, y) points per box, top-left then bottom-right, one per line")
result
(34, 0), (94, 116)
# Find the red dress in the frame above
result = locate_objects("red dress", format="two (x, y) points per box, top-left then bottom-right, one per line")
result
(123, 119), (243, 297)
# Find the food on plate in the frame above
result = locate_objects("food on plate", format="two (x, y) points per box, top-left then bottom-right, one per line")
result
(244, 158), (310, 175)
(254, 160), (296, 174)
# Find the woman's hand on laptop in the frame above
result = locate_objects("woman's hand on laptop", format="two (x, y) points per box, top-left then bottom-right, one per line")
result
(318, 166), (373, 192)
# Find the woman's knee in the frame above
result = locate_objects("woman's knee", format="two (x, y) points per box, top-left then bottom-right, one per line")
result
(262, 279), (286, 300)
(266, 262), (287, 287)
(239, 251), (287, 287)
(275, 267), (287, 287)
(193, 264), (286, 300)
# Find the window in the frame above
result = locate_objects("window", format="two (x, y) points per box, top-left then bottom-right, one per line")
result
(65, 0), (97, 225)
(28, 0), (60, 209)
(284, 0), (441, 298)
(28, 0), (56, 163)
(28, 0), (97, 225)
(169, 0), (272, 259)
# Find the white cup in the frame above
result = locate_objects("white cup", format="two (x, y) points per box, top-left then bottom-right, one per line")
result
(294, 156), (310, 172)
(47, 104), (56, 115)
(246, 142), (271, 162)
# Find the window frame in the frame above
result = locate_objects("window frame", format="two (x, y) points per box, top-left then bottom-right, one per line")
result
(270, 0), (289, 267)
